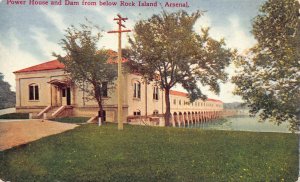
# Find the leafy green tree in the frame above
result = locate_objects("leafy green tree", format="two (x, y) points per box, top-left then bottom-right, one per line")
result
(128, 11), (234, 126)
(0, 73), (15, 109)
(54, 23), (117, 123)
(232, 0), (300, 130)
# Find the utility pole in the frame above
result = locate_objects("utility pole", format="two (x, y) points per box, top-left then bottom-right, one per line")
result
(108, 14), (131, 130)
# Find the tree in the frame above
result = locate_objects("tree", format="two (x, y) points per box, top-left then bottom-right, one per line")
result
(54, 22), (117, 123)
(0, 73), (16, 109)
(232, 0), (300, 130)
(128, 11), (234, 126)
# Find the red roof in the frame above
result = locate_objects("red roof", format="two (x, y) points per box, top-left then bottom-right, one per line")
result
(207, 98), (223, 103)
(170, 90), (188, 97)
(14, 50), (127, 74)
(170, 90), (223, 103)
(106, 50), (128, 63)
(14, 60), (64, 73)
(13, 59), (222, 104)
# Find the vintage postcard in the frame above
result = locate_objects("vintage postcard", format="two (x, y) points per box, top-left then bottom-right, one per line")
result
(0, 0), (299, 181)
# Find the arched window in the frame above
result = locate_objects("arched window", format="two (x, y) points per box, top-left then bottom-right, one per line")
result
(29, 83), (39, 101)
(173, 99), (176, 105)
(153, 86), (159, 100)
(133, 81), (141, 99)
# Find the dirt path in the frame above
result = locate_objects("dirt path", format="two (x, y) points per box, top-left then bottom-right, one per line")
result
(0, 108), (15, 116)
(0, 120), (78, 151)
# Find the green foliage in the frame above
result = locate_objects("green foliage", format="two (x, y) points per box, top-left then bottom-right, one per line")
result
(128, 10), (233, 125)
(53, 21), (117, 120)
(232, 0), (300, 130)
(0, 73), (15, 109)
(0, 113), (28, 119)
(0, 124), (297, 181)
(52, 117), (90, 124)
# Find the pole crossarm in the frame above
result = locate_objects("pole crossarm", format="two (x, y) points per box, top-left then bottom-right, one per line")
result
(107, 30), (131, 33)
(114, 18), (128, 21)
(107, 14), (131, 130)
(108, 14), (131, 35)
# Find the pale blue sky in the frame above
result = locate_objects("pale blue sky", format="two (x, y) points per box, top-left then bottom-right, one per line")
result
(0, 0), (266, 102)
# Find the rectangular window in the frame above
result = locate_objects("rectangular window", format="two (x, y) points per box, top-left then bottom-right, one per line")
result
(137, 83), (141, 98)
(29, 85), (39, 101)
(153, 88), (155, 100)
(102, 82), (108, 97)
(134, 111), (141, 116)
(29, 86), (34, 100)
(134, 82), (141, 99)
(134, 84), (137, 98)
(153, 87), (159, 100)
(173, 99), (176, 105)
(35, 86), (39, 100)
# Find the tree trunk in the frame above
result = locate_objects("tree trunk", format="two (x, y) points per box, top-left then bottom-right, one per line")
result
(94, 84), (104, 124)
(97, 98), (104, 124)
(164, 88), (171, 126)
(297, 113), (300, 179)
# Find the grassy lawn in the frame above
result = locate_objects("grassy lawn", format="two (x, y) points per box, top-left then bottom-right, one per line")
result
(0, 113), (29, 119)
(52, 117), (90, 124)
(0, 124), (298, 181)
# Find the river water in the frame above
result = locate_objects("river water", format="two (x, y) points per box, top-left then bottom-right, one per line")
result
(181, 116), (292, 133)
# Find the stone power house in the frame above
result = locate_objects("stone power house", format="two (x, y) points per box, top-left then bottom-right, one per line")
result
(14, 59), (224, 126)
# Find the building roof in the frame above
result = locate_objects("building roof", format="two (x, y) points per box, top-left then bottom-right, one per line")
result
(13, 57), (222, 103)
(14, 60), (64, 73)
(170, 90), (223, 103)
(106, 50), (128, 63)
(170, 90), (187, 97)
(14, 50), (127, 74)
(207, 98), (223, 103)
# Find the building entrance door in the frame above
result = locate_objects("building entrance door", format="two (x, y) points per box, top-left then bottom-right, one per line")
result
(48, 79), (72, 106)
(66, 87), (71, 105)
(61, 87), (71, 106)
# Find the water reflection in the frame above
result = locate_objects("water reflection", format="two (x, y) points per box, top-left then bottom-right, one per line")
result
(179, 116), (291, 133)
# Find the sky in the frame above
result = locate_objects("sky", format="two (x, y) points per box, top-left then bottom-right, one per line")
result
(0, 0), (266, 102)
